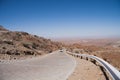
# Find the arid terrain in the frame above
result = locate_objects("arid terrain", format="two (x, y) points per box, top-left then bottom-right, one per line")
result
(58, 38), (120, 71)
(0, 26), (120, 80)
(0, 25), (63, 60)
(68, 58), (106, 80)
(1, 0), (120, 80)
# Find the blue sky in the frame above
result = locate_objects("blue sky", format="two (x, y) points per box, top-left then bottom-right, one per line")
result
(0, 0), (120, 38)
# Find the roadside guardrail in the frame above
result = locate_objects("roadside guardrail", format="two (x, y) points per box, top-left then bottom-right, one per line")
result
(67, 52), (120, 80)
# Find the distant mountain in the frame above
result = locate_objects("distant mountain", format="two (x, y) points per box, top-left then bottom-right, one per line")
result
(0, 25), (62, 60)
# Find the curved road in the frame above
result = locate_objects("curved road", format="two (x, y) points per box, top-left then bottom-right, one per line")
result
(0, 51), (76, 80)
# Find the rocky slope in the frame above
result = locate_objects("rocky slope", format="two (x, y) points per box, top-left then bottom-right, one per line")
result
(0, 26), (62, 60)
(0, 25), (9, 31)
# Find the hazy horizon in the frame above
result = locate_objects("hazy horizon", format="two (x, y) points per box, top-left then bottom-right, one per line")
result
(0, 0), (120, 39)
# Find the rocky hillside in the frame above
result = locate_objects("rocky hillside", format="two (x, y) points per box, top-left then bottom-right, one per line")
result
(0, 25), (9, 31)
(0, 26), (62, 60)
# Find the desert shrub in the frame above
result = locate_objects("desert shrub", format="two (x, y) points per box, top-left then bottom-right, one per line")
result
(3, 40), (13, 45)
(16, 32), (21, 37)
(34, 35), (39, 38)
(75, 50), (79, 53)
(24, 51), (34, 55)
(16, 33), (22, 39)
(14, 52), (20, 55)
(2, 47), (6, 49)
(23, 42), (32, 49)
(32, 43), (39, 49)
(6, 51), (12, 55)
(49, 50), (52, 53)
(23, 43), (30, 48)
(21, 32), (29, 35)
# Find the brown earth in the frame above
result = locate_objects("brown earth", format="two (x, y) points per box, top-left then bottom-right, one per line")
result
(68, 58), (106, 80)
(0, 25), (120, 71)
(61, 38), (120, 71)
(0, 26), (63, 60)
(0, 25), (9, 31)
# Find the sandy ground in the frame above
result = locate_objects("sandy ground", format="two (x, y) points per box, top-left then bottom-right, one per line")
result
(0, 51), (76, 80)
(67, 58), (106, 80)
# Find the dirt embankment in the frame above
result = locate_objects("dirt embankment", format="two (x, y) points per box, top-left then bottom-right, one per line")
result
(68, 58), (106, 80)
